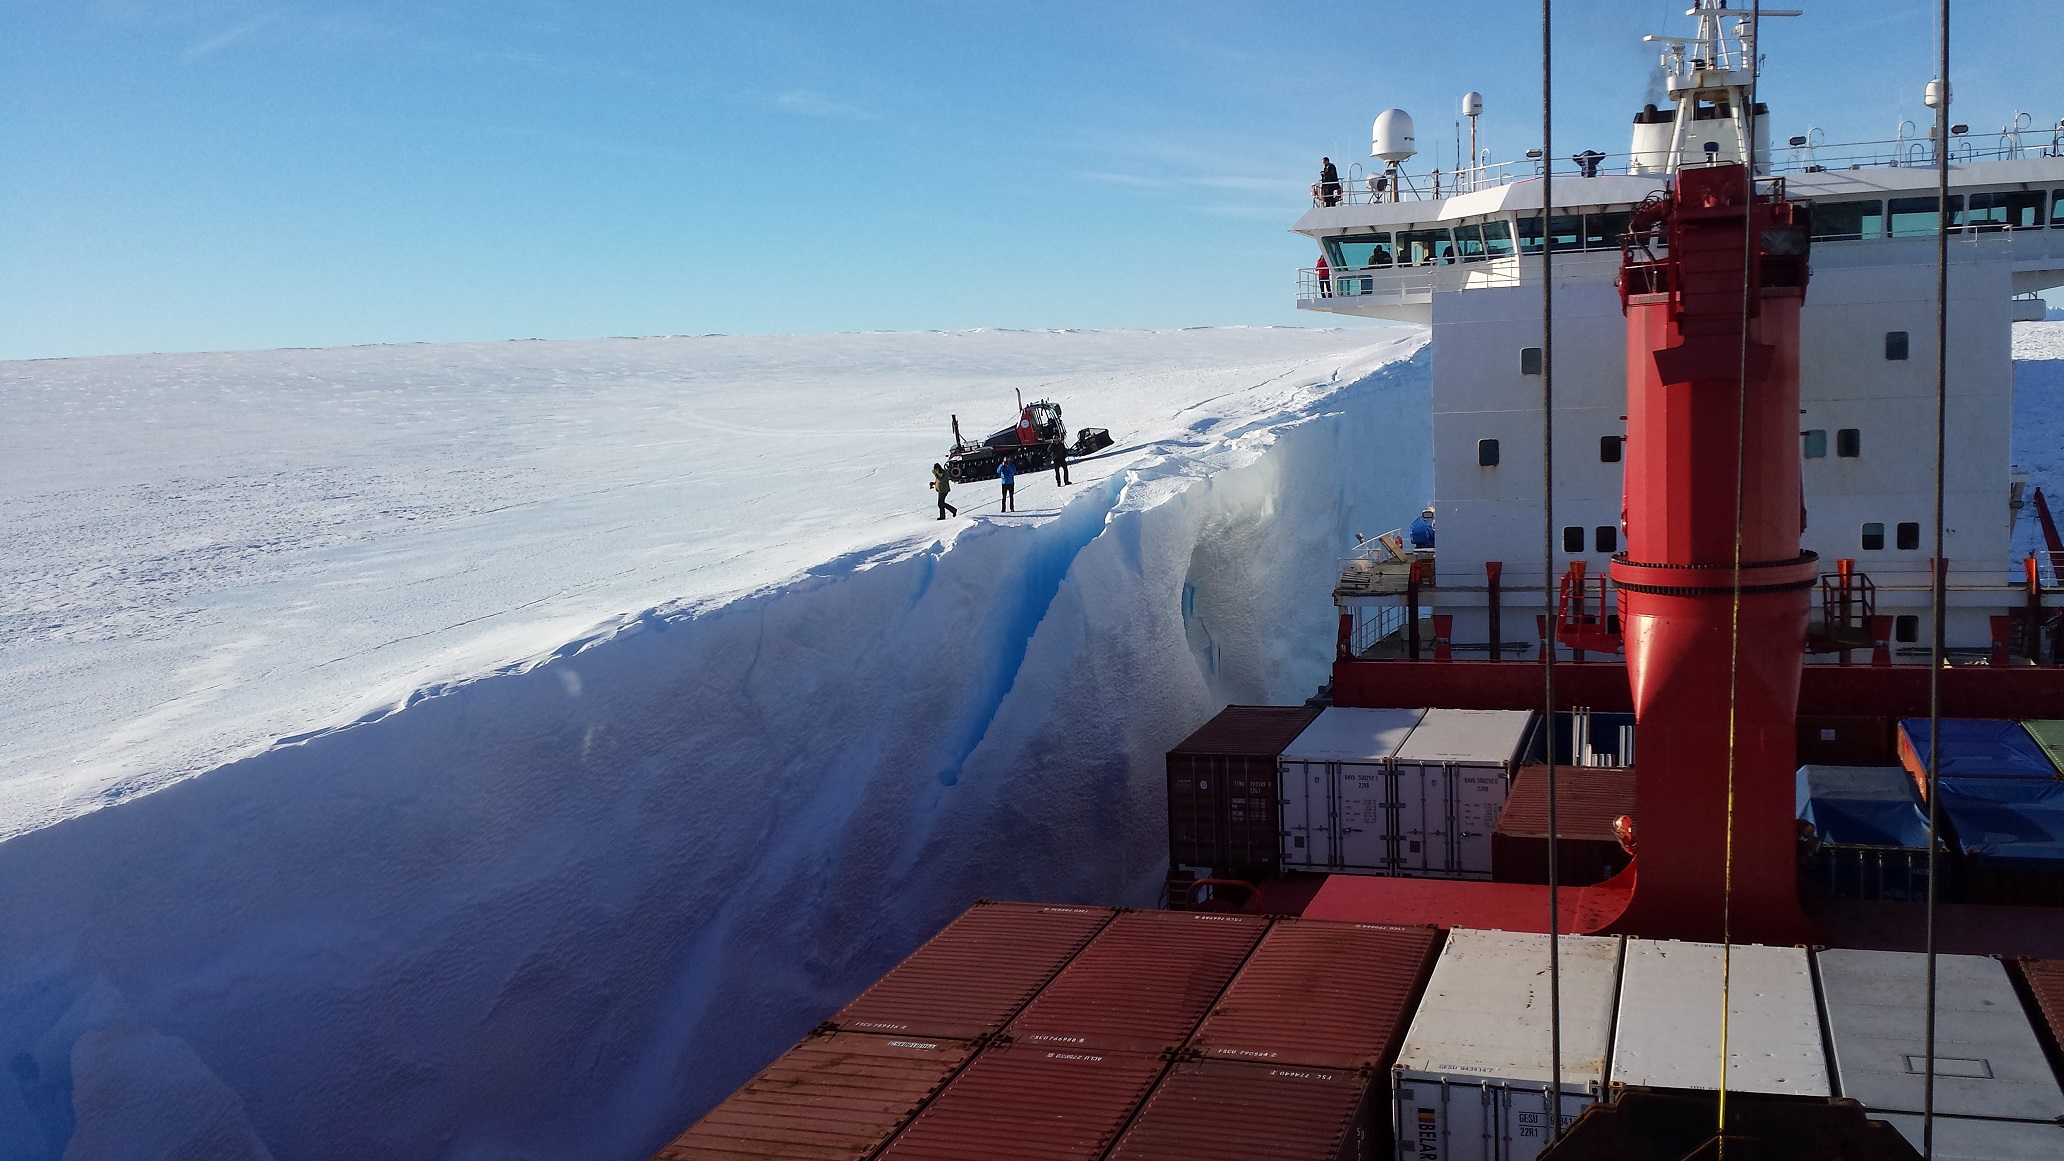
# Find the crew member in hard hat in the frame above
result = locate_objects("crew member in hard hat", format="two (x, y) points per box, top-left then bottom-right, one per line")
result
(1409, 505), (1436, 549)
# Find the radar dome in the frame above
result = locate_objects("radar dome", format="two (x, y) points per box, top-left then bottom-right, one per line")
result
(1371, 109), (1417, 162)
(1461, 92), (1484, 117)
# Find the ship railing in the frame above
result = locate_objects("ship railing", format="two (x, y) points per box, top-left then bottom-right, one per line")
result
(1298, 262), (1522, 302)
(1306, 121), (2064, 205)
(2037, 549), (2063, 589)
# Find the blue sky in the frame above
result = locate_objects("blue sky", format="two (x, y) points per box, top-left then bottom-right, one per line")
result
(2, 1), (2058, 360)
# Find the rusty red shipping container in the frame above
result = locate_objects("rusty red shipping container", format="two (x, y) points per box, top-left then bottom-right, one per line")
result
(650, 1031), (972, 1161)
(1007, 910), (1268, 1054)
(875, 1042), (1166, 1161)
(1167, 705), (1323, 881)
(2017, 957), (2064, 1069)
(1490, 765), (1636, 886)
(826, 901), (1114, 1040)
(1187, 918), (1440, 1070)
(1105, 1059), (1378, 1161)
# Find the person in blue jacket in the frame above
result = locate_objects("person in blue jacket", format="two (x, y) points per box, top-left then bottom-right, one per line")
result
(1409, 505), (1436, 548)
(998, 453), (1018, 512)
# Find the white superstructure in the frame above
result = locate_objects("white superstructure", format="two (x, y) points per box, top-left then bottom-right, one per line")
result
(1298, 2), (2064, 662)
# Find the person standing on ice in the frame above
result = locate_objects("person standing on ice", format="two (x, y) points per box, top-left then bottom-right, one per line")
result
(931, 463), (958, 520)
(997, 454), (1018, 512)
(1050, 437), (1070, 486)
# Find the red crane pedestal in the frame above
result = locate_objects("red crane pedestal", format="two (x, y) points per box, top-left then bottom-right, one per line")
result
(1600, 164), (1816, 944)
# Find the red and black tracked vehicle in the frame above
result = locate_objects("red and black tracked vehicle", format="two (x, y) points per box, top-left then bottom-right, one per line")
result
(944, 390), (1113, 482)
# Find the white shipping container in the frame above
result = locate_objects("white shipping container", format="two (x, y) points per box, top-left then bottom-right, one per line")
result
(1278, 708), (1423, 871)
(1392, 929), (1623, 1161)
(1391, 709), (1535, 877)
(1876, 1113), (2064, 1161)
(1610, 939), (1830, 1097)
(1816, 948), (2064, 1121)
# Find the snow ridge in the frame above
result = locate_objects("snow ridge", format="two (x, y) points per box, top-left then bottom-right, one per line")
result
(0, 341), (1431, 1161)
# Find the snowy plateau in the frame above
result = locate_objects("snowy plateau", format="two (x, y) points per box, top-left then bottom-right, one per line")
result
(0, 327), (1431, 1161)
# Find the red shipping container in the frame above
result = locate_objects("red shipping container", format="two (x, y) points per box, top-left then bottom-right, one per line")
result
(1105, 1058), (1378, 1161)
(1008, 910), (1269, 1054)
(1187, 918), (1440, 1070)
(1167, 705), (1323, 880)
(2018, 958), (2064, 1070)
(1490, 765), (1635, 886)
(875, 1042), (1166, 1161)
(827, 901), (1114, 1040)
(651, 1030), (972, 1161)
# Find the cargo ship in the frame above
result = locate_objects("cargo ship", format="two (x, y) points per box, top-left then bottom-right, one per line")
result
(652, 5), (2064, 1159)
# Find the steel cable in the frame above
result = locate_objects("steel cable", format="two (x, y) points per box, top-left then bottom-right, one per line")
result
(1540, 0), (1565, 1142)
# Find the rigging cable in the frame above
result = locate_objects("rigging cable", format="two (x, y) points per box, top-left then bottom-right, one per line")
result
(1716, 5), (1766, 1151)
(1539, 0), (1565, 1142)
(1923, 0), (1952, 1157)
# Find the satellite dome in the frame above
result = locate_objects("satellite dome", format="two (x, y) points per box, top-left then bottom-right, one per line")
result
(1371, 109), (1418, 163)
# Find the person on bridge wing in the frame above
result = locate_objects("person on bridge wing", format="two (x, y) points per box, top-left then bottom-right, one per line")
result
(1409, 505), (1436, 549)
(1318, 157), (1341, 206)
(1050, 437), (1070, 486)
(930, 463), (957, 520)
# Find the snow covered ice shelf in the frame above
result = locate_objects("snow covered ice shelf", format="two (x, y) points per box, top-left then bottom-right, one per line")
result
(0, 327), (1430, 1160)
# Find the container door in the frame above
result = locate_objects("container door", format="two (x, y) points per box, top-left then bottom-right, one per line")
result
(1392, 760), (1440, 876)
(1494, 1086), (1592, 1161)
(1337, 761), (1391, 872)
(1452, 762), (1509, 878)
(1279, 759), (1315, 869)
(1395, 1077), (1483, 1161)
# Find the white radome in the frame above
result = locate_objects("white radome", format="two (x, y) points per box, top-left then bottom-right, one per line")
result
(1372, 108), (1417, 162)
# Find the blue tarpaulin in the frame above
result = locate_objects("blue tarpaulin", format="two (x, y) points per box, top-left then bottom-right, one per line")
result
(1796, 765), (1932, 848)
(1938, 779), (2064, 869)
(1897, 718), (2060, 784)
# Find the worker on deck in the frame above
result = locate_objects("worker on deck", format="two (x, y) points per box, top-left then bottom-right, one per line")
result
(1409, 505), (1436, 549)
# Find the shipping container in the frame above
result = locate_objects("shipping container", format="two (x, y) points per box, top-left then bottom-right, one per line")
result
(1816, 948), (2064, 1121)
(1389, 709), (1536, 877)
(874, 1042), (1165, 1161)
(1795, 765), (1945, 902)
(1006, 910), (1267, 1055)
(1106, 1059), (1377, 1161)
(1189, 918), (1440, 1071)
(1610, 939), (1830, 1096)
(2017, 957), (2064, 1068)
(2022, 719), (2064, 775)
(1391, 929), (1623, 1161)
(1897, 718), (2059, 797)
(1279, 708), (1424, 873)
(1168, 705), (1324, 880)
(826, 901), (1113, 1040)
(651, 1031), (973, 1161)
(1490, 764), (1635, 886)
(1937, 781), (2064, 906)
(1874, 1113), (2064, 1161)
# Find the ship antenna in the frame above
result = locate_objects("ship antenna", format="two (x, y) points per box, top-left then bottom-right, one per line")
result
(1538, 0), (1565, 1144)
(1716, 3), (1767, 1151)
(1923, 0), (1952, 1156)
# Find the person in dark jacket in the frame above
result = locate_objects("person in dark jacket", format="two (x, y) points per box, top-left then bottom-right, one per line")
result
(1051, 437), (1070, 485)
(1318, 157), (1341, 206)
(931, 463), (957, 519)
(998, 454), (1017, 512)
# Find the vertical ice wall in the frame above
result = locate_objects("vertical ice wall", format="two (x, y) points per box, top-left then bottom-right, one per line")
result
(0, 352), (1430, 1161)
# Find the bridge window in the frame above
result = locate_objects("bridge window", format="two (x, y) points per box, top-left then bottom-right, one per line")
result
(1453, 222), (1487, 260)
(1325, 233), (1393, 269)
(1888, 194), (1964, 237)
(1802, 429), (1827, 458)
(1478, 438), (1501, 467)
(1399, 227), (1457, 266)
(1595, 526), (1618, 553)
(1585, 211), (1634, 250)
(1895, 615), (1919, 643)
(1520, 347), (1543, 375)
(2054, 190), (2063, 227)
(1966, 190), (2046, 231)
(1885, 331), (1909, 360)
(1600, 435), (1623, 463)
(1837, 428), (1861, 458)
(1897, 521), (1921, 550)
(1861, 522), (1885, 550)
(1811, 200), (1884, 241)
(1482, 219), (1516, 258)
(1563, 526), (1585, 552)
